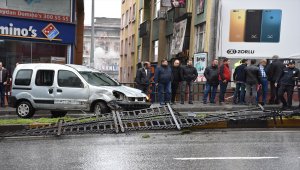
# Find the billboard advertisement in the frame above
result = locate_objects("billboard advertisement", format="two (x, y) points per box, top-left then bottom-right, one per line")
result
(217, 0), (300, 58)
(194, 53), (207, 82)
(171, 19), (187, 55)
(0, 0), (72, 23)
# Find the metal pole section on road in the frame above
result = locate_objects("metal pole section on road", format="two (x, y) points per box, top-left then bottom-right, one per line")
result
(90, 0), (95, 68)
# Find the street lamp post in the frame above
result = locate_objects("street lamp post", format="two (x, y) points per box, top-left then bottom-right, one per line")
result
(90, 0), (95, 68)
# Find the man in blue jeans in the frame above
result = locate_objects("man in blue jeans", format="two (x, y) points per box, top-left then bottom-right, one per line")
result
(154, 59), (172, 105)
(233, 59), (247, 104)
(257, 59), (268, 105)
(218, 58), (231, 105)
(203, 59), (219, 104)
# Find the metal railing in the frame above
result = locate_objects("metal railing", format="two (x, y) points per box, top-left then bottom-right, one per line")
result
(121, 82), (236, 103)
(121, 82), (300, 104)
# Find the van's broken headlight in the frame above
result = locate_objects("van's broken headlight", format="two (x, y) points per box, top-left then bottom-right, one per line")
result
(113, 91), (126, 100)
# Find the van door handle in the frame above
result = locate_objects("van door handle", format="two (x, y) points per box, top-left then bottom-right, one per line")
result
(57, 89), (63, 93)
(48, 88), (54, 94)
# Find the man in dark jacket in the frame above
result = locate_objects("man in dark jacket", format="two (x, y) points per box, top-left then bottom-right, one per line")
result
(233, 59), (247, 104)
(154, 59), (172, 105)
(245, 59), (262, 105)
(180, 59), (198, 104)
(218, 58), (231, 104)
(0, 62), (9, 107)
(203, 59), (219, 104)
(135, 62), (151, 94)
(266, 55), (285, 104)
(276, 60), (299, 109)
(171, 59), (182, 104)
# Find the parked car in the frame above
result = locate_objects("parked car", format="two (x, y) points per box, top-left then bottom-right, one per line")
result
(9, 64), (150, 118)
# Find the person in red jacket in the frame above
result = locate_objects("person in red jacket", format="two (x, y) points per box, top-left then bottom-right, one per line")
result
(218, 58), (231, 104)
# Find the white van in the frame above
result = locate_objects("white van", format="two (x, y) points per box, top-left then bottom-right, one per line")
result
(9, 64), (150, 118)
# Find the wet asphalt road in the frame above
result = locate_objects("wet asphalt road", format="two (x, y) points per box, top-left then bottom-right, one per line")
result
(0, 129), (300, 170)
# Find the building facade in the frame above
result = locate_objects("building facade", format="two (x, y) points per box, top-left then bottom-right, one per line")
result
(0, 0), (84, 75)
(120, 0), (140, 83)
(83, 17), (121, 80)
(120, 0), (218, 83)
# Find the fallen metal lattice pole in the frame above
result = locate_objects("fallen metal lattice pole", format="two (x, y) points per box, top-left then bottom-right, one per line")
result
(1, 104), (299, 137)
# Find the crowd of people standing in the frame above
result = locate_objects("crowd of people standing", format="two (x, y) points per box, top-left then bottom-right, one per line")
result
(135, 55), (300, 109)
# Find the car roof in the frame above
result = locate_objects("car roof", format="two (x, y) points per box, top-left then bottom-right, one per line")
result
(66, 64), (102, 72)
(16, 63), (71, 70)
(15, 63), (102, 72)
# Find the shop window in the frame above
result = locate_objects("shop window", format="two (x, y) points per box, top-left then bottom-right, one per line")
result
(15, 69), (32, 86)
(35, 70), (54, 86)
(58, 70), (83, 88)
(0, 40), (67, 74)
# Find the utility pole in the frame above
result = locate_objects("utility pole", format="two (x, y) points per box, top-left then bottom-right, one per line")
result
(90, 0), (95, 68)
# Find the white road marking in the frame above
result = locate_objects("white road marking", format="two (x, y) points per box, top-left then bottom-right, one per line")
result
(174, 157), (279, 160)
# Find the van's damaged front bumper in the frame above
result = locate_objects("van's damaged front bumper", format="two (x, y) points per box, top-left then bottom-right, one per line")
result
(108, 100), (151, 111)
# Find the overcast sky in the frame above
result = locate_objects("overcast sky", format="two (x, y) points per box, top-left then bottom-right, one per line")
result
(84, 0), (121, 26)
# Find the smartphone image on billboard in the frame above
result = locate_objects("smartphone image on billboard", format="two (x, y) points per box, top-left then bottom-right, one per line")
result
(229, 9), (246, 42)
(244, 10), (262, 42)
(260, 9), (282, 43)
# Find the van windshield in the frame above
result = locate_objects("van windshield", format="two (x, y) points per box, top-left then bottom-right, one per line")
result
(79, 71), (120, 86)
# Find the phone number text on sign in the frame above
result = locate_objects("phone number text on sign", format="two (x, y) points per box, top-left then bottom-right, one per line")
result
(0, 8), (71, 23)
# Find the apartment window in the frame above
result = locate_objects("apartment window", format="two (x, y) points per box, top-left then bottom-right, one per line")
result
(139, 8), (144, 24)
(114, 42), (120, 52)
(138, 45), (142, 62)
(129, 7), (132, 22)
(126, 10), (129, 26)
(195, 23), (206, 53)
(132, 3), (136, 21)
(131, 35), (135, 52)
(122, 14), (125, 28)
(121, 40), (123, 54)
(154, 0), (161, 18)
(125, 38), (128, 55)
(154, 40), (159, 62)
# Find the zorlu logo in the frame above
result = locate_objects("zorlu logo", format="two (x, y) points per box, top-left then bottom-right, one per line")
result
(227, 49), (237, 54)
(227, 49), (255, 54)
(42, 23), (59, 41)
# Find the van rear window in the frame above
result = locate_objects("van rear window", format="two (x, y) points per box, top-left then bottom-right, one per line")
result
(15, 69), (33, 86)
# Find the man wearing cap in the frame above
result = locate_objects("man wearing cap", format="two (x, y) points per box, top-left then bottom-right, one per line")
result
(276, 60), (299, 109)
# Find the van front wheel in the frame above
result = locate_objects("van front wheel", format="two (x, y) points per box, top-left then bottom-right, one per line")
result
(93, 101), (110, 115)
(16, 101), (35, 118)
(51, 111), (67, 118)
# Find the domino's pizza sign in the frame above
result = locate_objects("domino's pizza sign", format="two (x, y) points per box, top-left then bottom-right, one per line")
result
(42, 23), (60, 41)
(0, 16), (75, 44)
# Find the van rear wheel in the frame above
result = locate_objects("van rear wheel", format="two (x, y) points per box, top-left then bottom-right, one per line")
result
(93, 101), (110, 115)
(16, 101), (35, 118)
(51, 111), (67, 118)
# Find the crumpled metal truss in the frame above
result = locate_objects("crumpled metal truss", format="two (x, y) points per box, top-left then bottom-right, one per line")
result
(1, 104), (299, 137)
